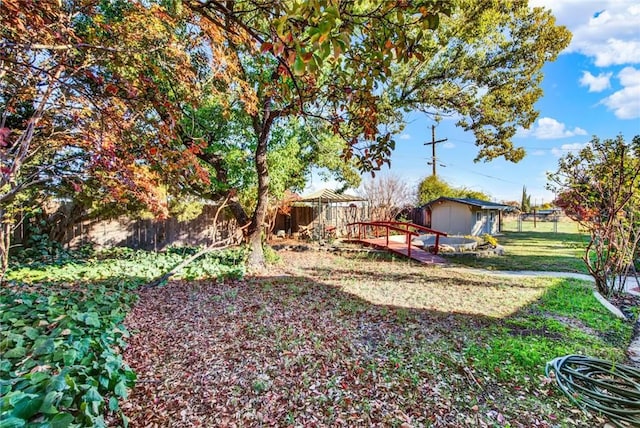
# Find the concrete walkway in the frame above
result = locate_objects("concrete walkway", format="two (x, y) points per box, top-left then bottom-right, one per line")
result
(444, 267), (640, 296)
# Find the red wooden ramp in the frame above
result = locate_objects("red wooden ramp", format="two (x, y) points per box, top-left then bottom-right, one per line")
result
(346, 221), (448, 265)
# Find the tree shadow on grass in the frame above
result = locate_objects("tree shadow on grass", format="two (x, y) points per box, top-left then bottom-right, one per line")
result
(6, 251), (618, 427)
(120, 256), (622, 428)
(446, 253), (588, 273)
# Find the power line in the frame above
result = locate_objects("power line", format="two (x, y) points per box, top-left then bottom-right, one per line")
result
(440, 161), (521, 185)
(446, 137), (582, 153)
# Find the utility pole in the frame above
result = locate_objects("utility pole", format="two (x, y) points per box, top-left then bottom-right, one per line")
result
(424, 125), (448, 177)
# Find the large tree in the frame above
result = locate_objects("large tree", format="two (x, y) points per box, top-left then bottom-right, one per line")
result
(178, 1), (455, 267)
(2, 0), (572, 272)
(417, 175), (491, 205)
(173, 92), (362, 242)
(0, 0), (203, 276)
(182, 0), (570, 267)
(548, 135), (640, 296)
(389, 1), (571, 162)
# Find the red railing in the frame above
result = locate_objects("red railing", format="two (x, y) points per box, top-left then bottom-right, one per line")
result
(346, 221), (448, 255)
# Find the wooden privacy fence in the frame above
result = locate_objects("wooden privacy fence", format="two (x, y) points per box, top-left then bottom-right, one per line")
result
(14, 204), (240, 251)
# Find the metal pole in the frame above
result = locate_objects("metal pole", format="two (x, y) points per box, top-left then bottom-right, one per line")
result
(431, 126), (436, 176)
(424, 125), (448, 177)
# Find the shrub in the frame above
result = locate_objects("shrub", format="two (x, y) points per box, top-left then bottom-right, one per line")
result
(482, 234), (498, 247)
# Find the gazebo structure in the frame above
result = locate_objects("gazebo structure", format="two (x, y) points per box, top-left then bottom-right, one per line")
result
(274, 188), (368, 239)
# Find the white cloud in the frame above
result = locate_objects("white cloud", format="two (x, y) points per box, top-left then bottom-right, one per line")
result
(398, 133), (411, 140)
(601, 66), (640, 119)
(619, 65), (640, 86)
(531, 149), (546, 156)
(579, 71), (612, 92)
(530, 1), (640, 66)
(516, 127), (532, 138)
(551, 142), (588, 157)
(527, 117), (588, 139)
(443, 142), (455, 149)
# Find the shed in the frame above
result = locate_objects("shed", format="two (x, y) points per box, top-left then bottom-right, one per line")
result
(420, 197), (511, 236)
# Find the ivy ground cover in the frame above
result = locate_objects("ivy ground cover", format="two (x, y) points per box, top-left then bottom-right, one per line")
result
(0, 248), (245, 427)
(122, 250), (632, 427)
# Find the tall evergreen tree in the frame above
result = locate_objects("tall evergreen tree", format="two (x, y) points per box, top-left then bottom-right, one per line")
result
(521, 186), (531, 213)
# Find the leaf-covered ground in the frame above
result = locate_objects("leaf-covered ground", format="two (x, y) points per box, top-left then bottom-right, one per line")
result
(122, 250), (628, 427)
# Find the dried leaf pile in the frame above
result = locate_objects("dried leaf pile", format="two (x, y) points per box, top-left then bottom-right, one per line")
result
(122, 250), (620, 427)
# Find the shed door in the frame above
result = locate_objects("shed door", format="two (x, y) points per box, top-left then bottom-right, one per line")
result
(488, 211), (496, 234)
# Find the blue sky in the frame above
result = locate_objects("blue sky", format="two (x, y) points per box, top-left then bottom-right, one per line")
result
(307, 0), (640, 204)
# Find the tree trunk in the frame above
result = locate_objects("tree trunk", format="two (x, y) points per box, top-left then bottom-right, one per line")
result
(227, 196), (250, 229)
(0, 210), (11, 283)
(246, 123), (270, 269)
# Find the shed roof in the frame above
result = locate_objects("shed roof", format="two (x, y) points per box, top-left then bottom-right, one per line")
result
(297, 188), (365, 203)
(423, 197), (512, 210)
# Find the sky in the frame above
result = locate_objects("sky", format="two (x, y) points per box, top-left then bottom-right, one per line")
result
(307, 0), (640, 205)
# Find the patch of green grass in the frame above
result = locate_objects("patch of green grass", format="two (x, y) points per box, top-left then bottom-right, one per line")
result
(535, 279), (630, 345)
(463, 278), (632, 382)
(447, 224), (589, 273)
(466, 332), (573, 381)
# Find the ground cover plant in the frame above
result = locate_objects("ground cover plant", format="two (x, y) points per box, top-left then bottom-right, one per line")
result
(446, 220), (589, 273)
(0, 247), (245, 426)
(121, 250), (632, 427)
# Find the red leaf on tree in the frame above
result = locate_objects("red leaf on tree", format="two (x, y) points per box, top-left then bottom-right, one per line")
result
(0, 127), (10, 147)
(105, 84), (119, 95)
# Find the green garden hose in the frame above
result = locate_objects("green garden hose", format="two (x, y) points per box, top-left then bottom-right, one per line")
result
(545, 355), (640, 427)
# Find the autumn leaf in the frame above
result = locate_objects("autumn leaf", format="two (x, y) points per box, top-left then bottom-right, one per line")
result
(0, 127), (10, 147)
(260, 42), (273, 53)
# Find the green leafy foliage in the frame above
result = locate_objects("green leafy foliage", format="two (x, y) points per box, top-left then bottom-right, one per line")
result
(0, 282), (136, 426)
(8, 246), (247, 285)
(1, 246), (246, 425)
(548, 135), (640, 295)
(417, 175), (491, 205)
(521, 186), (532, 212)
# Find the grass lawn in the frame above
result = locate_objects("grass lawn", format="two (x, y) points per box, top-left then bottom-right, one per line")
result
(1, 247), (633, 427)
(123, 250), (629, 427)
(445, 219), (590, 273)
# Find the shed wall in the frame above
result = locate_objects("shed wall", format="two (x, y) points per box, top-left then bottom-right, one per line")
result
(431, 202), (473, 235)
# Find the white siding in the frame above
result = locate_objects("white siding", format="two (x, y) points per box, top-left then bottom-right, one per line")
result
(432, 202), (500, 236)
(431, 202), (473, 235)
